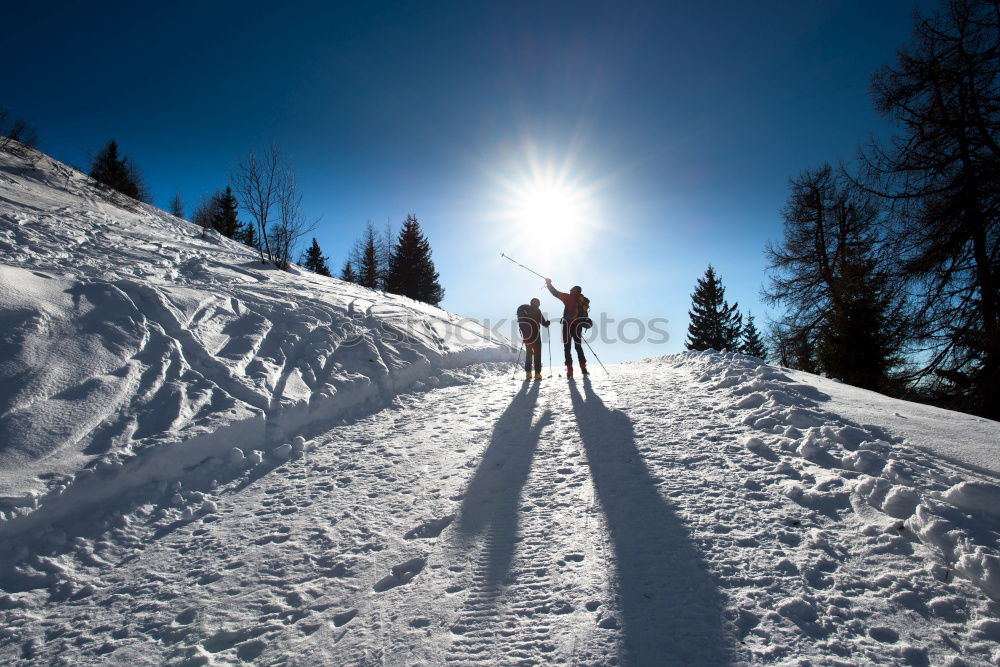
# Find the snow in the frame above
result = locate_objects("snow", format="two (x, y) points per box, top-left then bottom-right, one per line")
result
(0, 144), (512, 523)
(1, 144), (999, 664)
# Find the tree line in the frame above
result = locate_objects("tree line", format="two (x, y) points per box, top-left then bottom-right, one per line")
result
(0, 119), (445, 308)
(687, 0), (999, 420)
(684, 265), (767, 360)
(98, 139), (444, 305)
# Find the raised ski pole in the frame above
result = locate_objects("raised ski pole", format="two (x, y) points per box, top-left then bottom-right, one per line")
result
(500, 252), (547, 281)
(582, 336), (610, 376)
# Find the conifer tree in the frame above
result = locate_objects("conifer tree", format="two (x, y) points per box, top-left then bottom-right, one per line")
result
(169, 192), (184, 218)
(300, 238), (332, 276)
(340, 260), (357, 283)
(89, 139), (149, 202)
(384, 214), (444, 305)
(741, 313), (768, 359)
(237, 220), (259, 250)
(213, 186), (240, 238)
(685, 265), (742, 351)
(355, 222), (381, 289)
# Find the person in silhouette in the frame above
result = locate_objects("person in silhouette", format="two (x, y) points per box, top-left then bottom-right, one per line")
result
(516, 297), (549, 380)
(544, 279), (590, 378)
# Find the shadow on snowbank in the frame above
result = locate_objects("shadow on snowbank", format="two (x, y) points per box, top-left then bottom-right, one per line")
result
(454, 381), (552, 590)
(570, 378), (734, 665)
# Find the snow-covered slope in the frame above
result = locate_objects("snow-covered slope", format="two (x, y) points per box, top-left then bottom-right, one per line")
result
(1, 145), (998, 665)
(0, 144), (513, 529)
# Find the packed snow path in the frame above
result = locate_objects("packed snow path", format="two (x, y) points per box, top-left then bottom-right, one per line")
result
(2, 358), (998, 665)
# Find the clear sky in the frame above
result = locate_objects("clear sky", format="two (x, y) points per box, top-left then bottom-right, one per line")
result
(5, 0), (931, 362)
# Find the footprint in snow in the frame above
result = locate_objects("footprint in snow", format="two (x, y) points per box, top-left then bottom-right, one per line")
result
(373, 557), (426, 592)
(332, 608), (358, 627)
(174, 608), (197, 625)
(404, 515), (454, 540)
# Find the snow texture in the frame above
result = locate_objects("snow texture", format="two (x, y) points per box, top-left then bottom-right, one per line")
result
(0, 145), (513, 530)
(1, 145), (999, 665)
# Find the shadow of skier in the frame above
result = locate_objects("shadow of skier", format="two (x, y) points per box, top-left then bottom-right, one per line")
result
(454, 381), (552, 590)
(570, 377), (733, 666)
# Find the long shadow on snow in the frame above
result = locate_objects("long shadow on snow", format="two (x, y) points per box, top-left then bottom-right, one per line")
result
(570, 378), (734, 666)
(454, 381), (552, 591)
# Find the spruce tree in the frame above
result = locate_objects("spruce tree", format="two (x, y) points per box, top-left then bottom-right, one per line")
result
(685, 265), (742, 351)
(237, 221), (259, 250)
(340, 260), (357, 283)
(741, 313), (768, 359)
(213, 186), (240, 238)
(356, 223), (381, 289)
(385, 214), (444, 305)
(169, 192), (184, 218)
(90, 139), (141, 200)
(300, 238), (332, 276)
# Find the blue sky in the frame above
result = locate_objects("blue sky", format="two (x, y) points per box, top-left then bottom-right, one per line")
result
(4, 1), (929, 362)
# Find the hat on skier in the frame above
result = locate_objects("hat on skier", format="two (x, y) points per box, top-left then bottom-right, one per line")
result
(571, 285), (582, 294)
(530, 298), (540, 307)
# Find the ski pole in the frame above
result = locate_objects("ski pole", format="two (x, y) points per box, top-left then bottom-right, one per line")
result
(582, 336), (610, 376)
(512, 342), (523, 380)
(500, 252), (547, 281)
(547, 325), (553, 377)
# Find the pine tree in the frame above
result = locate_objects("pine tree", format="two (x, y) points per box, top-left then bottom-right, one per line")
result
(237, 221), (259, 250)
(90, 140), (136, 199)
(169, 192), (184, 218)
(741, 313), (768, 359)
(300, 238), (332, 276)
(354, 222), (381, 289)
(214, 186), (240, 238)
(384, 214), (444, 305)
(89, 139), (149, 202)
(685, 265), (742, 351)
(340, 260), (357, 283)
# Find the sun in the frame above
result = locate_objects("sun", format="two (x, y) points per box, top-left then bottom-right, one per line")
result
(512, 181), (587, 246)
(495, 155), (601, 254)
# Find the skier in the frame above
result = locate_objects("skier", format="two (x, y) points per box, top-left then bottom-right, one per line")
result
(516, 298), (550, 380)
(544, 278), (591, 378)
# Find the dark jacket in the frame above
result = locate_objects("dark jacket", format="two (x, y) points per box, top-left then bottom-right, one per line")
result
(516, 304), (549, 343)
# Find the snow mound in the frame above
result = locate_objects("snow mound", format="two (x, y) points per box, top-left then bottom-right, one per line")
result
(662, 350), (1000, 604)
(0, 144), (514, 534)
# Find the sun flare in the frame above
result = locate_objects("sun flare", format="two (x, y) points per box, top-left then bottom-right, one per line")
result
(496, 156), (601, 254)
(512, 182), (586, 245)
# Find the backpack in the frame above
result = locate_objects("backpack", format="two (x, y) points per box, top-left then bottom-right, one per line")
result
(577, 295), (593, 329)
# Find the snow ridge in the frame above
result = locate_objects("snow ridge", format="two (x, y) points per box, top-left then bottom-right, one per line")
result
(0, 145), (514, 537)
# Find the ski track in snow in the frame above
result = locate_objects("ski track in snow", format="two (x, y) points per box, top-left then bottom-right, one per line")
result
(2, 361), (998, 665)
(0, 146), (511, 530)
(1, 146), (999, 665)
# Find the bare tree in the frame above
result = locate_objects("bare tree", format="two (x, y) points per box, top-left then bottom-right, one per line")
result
(764, 164), (910, 391)
(191, 193), (217, 238)
(269, 169), (316, 270)
(231, 143), (281, 264)
(860, 0), (1000, 416)
(0, 108), (39, 153)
